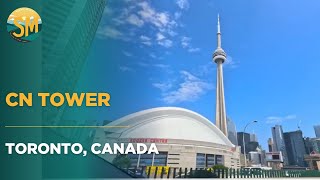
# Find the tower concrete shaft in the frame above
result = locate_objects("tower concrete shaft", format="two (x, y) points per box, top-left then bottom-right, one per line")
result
(213, 14), (228, 136)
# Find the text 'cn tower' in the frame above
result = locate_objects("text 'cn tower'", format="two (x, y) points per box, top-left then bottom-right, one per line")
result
(213, 14), (228, 136)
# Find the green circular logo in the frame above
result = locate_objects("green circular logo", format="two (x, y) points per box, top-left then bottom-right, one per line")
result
(7, 7), (42, 43)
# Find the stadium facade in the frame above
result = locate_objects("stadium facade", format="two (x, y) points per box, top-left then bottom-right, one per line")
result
(94, 107), (241, 169)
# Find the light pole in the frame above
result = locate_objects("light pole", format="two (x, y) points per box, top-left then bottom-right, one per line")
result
(242, 120), (257, 167)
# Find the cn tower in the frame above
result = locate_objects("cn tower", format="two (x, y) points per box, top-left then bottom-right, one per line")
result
(213, 14), (228, 136)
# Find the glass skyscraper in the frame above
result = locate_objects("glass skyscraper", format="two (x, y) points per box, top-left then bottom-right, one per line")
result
(42, 0), (107, 125)
(314, 125), (320, 138)
(227, 117), (238, 145)
(271, 125), (288, 165)
(283, 130), (307, 167)
(237, 132), (250, 154)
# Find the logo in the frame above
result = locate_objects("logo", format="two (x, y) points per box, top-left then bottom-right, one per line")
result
(7, 7), (42, 43)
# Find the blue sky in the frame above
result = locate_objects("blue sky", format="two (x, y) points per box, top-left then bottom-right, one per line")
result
(76, 0), (320, 149)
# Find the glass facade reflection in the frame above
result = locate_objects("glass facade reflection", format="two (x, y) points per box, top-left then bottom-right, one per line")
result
(196, 153), (224, 168)
(128, 152), (168, 168)
(139, 154), (153, 167)
(196, 153), (206, 168)
(153, 152), (168, 166)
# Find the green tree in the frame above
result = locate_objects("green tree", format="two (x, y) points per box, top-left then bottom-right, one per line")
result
(212, 164), (228, 170)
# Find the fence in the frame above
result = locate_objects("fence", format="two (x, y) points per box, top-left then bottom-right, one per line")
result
(122, 167), (320, 178)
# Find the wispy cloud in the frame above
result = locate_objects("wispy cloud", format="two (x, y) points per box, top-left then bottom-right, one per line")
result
(225, 56), (239, 68)
(103, 6), (113, 16)
(122, 51), (133, 57)
(154, 71), (214, 104)
(181, 36), (191, 48)
(188, 48), (200, 52)
(98, 1), (182, 49)
(97, 27), (124, 40)
(127, 14), (144, 27)
(140, 35), (152, 46)
(266, 114), (297, 124)
(176, 0), (190, 10)
(156, 33), (165, 41)
(119, 66), (135, 72)
(158, 39), (173, 48)
(181, 36), (200, 53)
(152, 82), (173, 92)
(174, 12), (182, 19)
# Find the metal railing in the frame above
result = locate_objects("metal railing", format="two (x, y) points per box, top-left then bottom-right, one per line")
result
(121, 167), (320, 178)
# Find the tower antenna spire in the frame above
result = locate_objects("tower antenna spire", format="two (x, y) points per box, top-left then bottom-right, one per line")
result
(213, 14), (228, 136)
(217, 14), (221, 33)
(217, 14), (221, 48)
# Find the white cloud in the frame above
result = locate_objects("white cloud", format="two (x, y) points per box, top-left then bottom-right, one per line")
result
(157, 12), (170, 27)
(137, 2), (173, 29)
(140, 35), (151, 41)
(181, 36), (191, 48)
(140, 35), (152, 46)
(123, 51), (133, 57)
(197, 62), (214, 76)
(153, 64), (170, 69)
(224, 56), (239, 68)
(156, 33), (165, 41)
(142, 41), (152, 46)
(149, 53), (165, 60)
(266, 114), (297, 124)
(149, 53), (156, 59)
(181, 36), (200, 52)
(103, 6), (113, 16)
(155, 71), (213, 104)
(176, 0), (190, 10)
(127, 14), (144, 27)
(158, 39), (173, 48)
(97, 27), (125, 40)
(100, 1), (185, 48)
(174, 12), (182, 19)
(167, 30), (177, 36)
(119, 66), (135, 72)
(153, 82), (173, 92)
(188, 47), (200, 52)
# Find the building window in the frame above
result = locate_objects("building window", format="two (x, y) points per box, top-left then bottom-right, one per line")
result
(139, 154), (153, 167)
(128, 152), (168, 167)
(206, 154), (216, 167)
(196, 153), (224, 168)
(196, 153), (206, 168)
(153, 152), (168, 166)
(216, 155), (224, 165)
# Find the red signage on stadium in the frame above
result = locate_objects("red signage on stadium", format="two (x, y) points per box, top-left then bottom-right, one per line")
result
(129, 138), (168, 143)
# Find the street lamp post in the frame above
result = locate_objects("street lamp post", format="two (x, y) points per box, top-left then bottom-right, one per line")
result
(242, 120), (257, 167)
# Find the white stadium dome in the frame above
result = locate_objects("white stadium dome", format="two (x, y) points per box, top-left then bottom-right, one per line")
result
(105, 107), (234, 147)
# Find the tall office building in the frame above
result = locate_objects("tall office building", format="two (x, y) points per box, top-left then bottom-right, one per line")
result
(314, 125), (320, 138)
(249, 151), (262, 165)
(312, 138), (320, 153)
(227, 117), (238, 145)
(250, 133), (258, 142)
(304, 137), (314, 154)
(237, 132), (250, 154)
(268, 138), (274, 152)
(283, 130), (307, 167)
(272, 125), (288, 165)
(305, 138), (320, 153)
(42, 0), (107, 124)
(213, 15), (228, 136)
(247, 141), (260, 152)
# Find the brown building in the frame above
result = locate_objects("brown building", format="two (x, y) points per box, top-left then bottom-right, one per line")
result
(304, 152), (320, 170)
